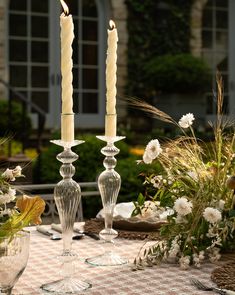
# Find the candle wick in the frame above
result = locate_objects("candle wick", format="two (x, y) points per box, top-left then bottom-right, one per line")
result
(109, 20), (116, 30)
(63, 11), (69, 17)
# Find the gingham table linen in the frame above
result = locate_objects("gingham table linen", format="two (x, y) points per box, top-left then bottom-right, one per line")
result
(13, 225), (230, 295)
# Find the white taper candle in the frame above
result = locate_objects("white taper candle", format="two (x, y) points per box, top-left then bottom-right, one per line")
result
(60, 0), (74, 142)
(105, 20), (118, 137)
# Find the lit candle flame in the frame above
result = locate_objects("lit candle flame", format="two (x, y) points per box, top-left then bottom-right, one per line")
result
(60, 0), (69, 15)
(109, 20), (116, 30)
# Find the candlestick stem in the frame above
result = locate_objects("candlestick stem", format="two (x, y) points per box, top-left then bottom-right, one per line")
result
(86, 136), (128, 266)
(41, 139), (91, 293)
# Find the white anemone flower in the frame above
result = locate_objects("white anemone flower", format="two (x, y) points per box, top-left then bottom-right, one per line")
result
(143, 152), (152, 164)
(173, 197), (193, 216)
(145, 139), (162, 160)
(178, 113), (195, 129)
(203, 207), (222, 224)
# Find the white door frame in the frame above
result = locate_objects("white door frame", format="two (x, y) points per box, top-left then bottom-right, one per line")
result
(228, 0), (235, 119)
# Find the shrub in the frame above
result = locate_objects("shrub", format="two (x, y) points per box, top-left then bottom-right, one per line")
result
(144, 54), (211, 94)
(0, 100), (32, 140)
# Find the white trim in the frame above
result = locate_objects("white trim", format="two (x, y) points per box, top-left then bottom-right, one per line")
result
(228, 0), (235, 119)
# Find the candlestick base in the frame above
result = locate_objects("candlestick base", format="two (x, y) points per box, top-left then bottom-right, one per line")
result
(41, 276), (91, 294)
(86, 250), (127, 267)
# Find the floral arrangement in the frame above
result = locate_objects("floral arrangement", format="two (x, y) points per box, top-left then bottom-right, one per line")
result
(0, 165), (45, 239)
(132, 75), (235, 269)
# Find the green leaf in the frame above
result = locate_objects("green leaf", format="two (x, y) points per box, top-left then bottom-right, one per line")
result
(137, 192), (145, 206)
(228, 209), (235, 217)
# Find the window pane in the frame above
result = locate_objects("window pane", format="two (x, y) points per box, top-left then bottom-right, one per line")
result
(64, 0), (78, 15)
(9, 14), (27, 36)
(222, 95), (229, 114)
(31, 0), (48, 13)
(216, 31), (227, 49)
(31, 92), (49, 112)
(202, 30), (212, 49)
(202, 9), (212, 28)
(217, 56), (228, 71)
(73, 92), (79, 113)
(32, 67), (48, 87)
(83, 1), (97, 17)
(10, 0), (27, 11)
(73, 69), (79, 89)
(215, 52), (227, 69)
(10, 66), (27, 87)
(202, 50), (213, 68)
(82, 69), (97, 89)
(82, 93), (98, 113)
(9, 40), (27, 61)
(216, 11), (228, 29)
(82, 45), (97, 65)
(31, 16), (48, 38)
(206, 95), (214, 114)
(221, 74), (228, 92)
(32, 41), (48, 62)
(72, 21), (78, 64)
(216, 0), (228, 8)
(82, 20), (97, 41)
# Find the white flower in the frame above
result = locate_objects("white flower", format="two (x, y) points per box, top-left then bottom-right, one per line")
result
(2, 168), (15, 181)
(173, 197), (193, 216)
(178, 113), (195, 129)
(8, 188), (16, 200)
(150, 175), (163, 189)
(143, 152), (152, 164)
(0, 188), (16, 205)
(169, 236), (181, 258)
(218, 200), (225, 210)
(12, 166), (22, 178)
(141, 201), (157, 219)
(208, 247), (221, 263)
(203, 207), (222, 224)
(145, 139), (162, 160)
(179, 255), (190, 269)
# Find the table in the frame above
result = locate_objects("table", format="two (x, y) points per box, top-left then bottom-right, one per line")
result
(13, 225), (231, 295)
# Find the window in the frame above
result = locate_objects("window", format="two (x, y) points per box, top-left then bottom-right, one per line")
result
(9, 0), (50, 114)
(8, 0), (108, 129)
(201, 0), (229, 114)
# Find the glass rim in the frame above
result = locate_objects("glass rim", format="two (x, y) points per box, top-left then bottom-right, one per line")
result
(0, 229), (30, 241)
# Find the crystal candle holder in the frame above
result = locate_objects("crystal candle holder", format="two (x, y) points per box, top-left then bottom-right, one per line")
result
(86, 136), (128, 266)
(41, 139), (91, 294)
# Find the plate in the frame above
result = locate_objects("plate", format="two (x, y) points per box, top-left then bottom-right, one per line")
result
(97, 202), (170, 232)
(113, 216), (167, 232)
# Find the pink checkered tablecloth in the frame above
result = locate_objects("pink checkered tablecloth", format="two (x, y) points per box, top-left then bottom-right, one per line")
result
(12, 225), (231, 295)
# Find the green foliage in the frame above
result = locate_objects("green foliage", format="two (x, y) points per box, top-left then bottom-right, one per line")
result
(126, 0), (193, 99)
(0, 100), (32, 140)
(144, 54), (211, 94)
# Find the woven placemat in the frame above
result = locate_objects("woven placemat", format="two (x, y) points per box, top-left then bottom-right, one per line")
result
(84, 218), (160, 240)
(211, 260), (235, 291)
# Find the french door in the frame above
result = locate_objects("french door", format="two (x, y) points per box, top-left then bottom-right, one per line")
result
(8, 0), (107, 129)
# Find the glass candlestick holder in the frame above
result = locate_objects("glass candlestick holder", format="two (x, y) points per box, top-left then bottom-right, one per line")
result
(86, 136), (128, 266)
(41, 139), (91, 294)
